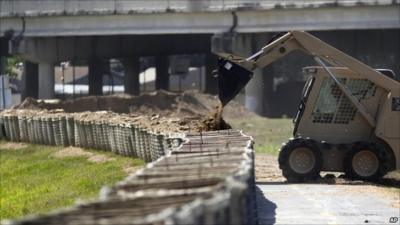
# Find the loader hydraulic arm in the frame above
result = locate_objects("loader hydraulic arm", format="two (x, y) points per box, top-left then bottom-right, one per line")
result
(222, 31), (398, 93)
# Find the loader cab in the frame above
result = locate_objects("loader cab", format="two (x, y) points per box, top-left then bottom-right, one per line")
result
(293, 66), (382, 144)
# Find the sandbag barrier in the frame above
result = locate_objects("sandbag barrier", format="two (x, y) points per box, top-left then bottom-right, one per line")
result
(1, 111), (257, 225)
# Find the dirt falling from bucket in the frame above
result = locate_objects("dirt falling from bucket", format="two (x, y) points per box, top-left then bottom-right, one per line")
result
(198, 104), (232, 131)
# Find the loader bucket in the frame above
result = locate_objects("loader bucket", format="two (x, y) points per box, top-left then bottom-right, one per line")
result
(217, 57), (253, 106)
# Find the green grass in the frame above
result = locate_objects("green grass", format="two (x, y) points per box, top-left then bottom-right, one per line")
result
(227, 116), (293, 155)
(0, 143), (144, 220)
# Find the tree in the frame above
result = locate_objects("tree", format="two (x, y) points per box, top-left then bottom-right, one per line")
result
(5, 56), (22, 77)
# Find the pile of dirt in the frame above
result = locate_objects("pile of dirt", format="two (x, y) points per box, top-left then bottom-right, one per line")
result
(14, 90), (257, 132)
(126, 91), (212, 117)
(17, 97), (47, 110)
(13, 90), (256, 132)
(14, 90), (254, 118)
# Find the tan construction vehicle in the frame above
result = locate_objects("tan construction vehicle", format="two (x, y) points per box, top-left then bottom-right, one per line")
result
(216, 31), (400, 181)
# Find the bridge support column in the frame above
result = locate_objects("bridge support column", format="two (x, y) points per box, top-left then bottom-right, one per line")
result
(38, 63), (55, 99)
(262, 65), (274, 117)
(155, 55), (169, 91)
(88, 59), (104, 96)
(204, 53), (218, 94)
(255, 33), (275, 117)
(123, 57), (140, 95)
(233, 33), (264, 115)
(245, 69), (264, 115)
(231, 33), (274, 116)
(22, 61), (39, 99)
(0, 56), (5, 75)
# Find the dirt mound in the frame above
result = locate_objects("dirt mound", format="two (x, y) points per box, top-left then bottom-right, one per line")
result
(15, 90), (253, 118)
(14, 90), (251, 117)
(16, 91), (205, 115)
(127, 90), (213, 117)
(17, 97), (46, 110)
(14, 90), (255, 132)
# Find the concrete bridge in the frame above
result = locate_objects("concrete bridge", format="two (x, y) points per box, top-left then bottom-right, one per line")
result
(1, 0), (398, 36)
(0, 0), (399, 116)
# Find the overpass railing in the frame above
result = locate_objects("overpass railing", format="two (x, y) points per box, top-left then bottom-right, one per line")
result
(0, 0), (397, 17)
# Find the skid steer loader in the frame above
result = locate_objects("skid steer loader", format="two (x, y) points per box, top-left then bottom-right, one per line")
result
(216, 31), (400, 181)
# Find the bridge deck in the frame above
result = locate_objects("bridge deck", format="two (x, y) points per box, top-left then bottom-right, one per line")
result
(1, 2), (399, 37)
(0, 0), (396, 18)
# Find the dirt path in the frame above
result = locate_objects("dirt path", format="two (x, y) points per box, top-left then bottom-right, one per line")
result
(0, 142), (28, 150)
(255, 153), (400, 225)
(53, 146), (115, 163)
(255, 153), (285, 182)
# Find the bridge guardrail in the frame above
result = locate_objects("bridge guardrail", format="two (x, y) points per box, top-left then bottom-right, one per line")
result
(0, 0), (397, 17)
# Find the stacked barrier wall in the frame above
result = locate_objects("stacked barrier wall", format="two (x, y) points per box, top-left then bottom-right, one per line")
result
(0, 111), (257, 225)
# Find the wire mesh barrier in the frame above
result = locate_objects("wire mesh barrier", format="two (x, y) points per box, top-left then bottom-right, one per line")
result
(0, 117), (3, 139)
(0, 110), (257, 225)
(0, 110), (183, 162)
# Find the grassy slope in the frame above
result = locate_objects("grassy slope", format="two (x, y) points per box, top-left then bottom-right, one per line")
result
(227, 116), (293, 155)
(0, 143), (144, 220)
